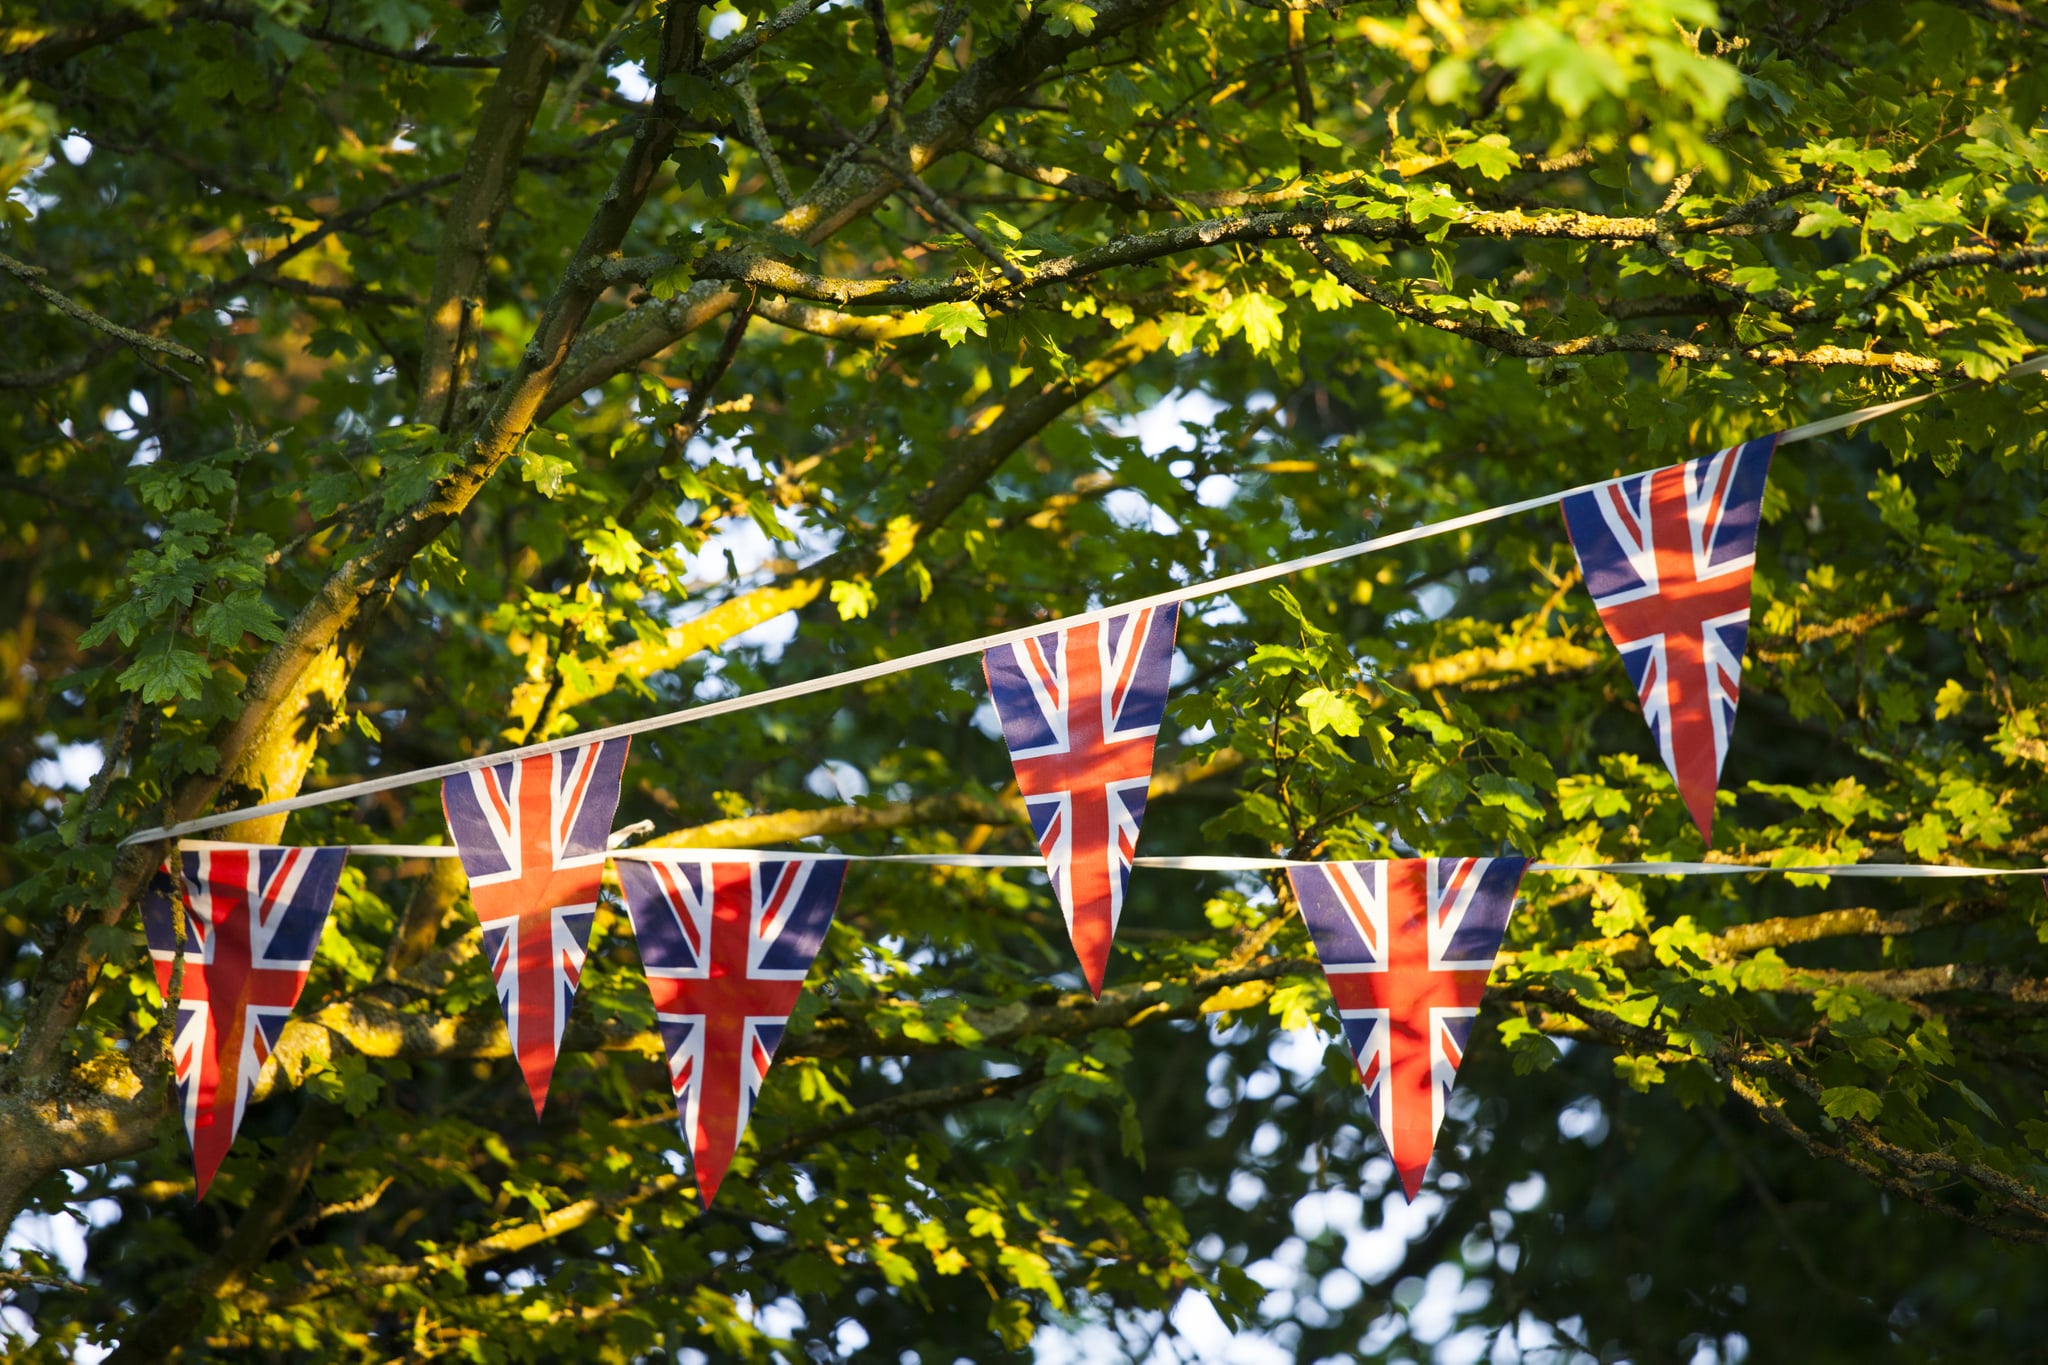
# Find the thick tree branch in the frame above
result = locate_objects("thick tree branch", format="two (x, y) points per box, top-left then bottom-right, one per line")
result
(754, 295), (928, 342)
(413, 0), (580, 428)
(0, 0), (711, 1222)
(3, 4), (1196, 1220)
(1713, 900), (2007, 956)
(1785, 963), (2048, 1009)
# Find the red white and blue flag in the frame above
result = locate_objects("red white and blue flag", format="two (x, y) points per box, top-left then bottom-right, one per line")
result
(983, 606), (1179, 996)
(1561, 437), (1777, 845)
(141, 846), (348, 1198)
(614, 855), (845, 1206)
(441, 739), (629, 1116)
(1285, 857), (1527, 1200)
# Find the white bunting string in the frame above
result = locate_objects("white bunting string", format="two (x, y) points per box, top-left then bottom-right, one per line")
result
(125, 352), (2048, 848)
(173, 838), (2045, 880)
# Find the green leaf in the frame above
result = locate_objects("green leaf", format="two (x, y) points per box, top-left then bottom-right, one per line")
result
(649, 262), (694, 301)
(1296, 686), (1363, 737)
(1814, 984), (1915, 1035)
(660, 74), (734, 118)
(1408, 761), (1465, 813)
(191, 590), (284, 649)
(1400, 707), (1464, 745)
(1867, 197), (1965, 241)
(1040, 0), (1096, 35)
(1820, 1085), (1883, 1122)
(997, 1247), (1065, 1309)
(1494, 18), (1630, 117)
(1614, 1055), (1666, 1092)
(1473, 772), (1543, 821)
(1951, 1079), (2000, 1121)
(252, 15), (311, 60)
(1558, 775), (1630, 819)
(1201, 981), (1271, 1015)
(1450, 133), (1521, 181)
(1248, 643), (1310, 675)
(1499, 1015), (1562, 1073)
(918, 302), (988, 345)
(583, 523), (643, 577)
(1214, 293), (1287, 357)
(307, 326), (364, 359)
(1729, 265), (1781, 294)
(1793, 202), (1857, 237)
(1267, 980), (1324, 1032)
(117, 643), (212, 703)
(1307, 272), (1354, 311)
(520, 451), (576, 500)
(829, 578), (878, 620)
(1902, 813), (1951, 860)
(672, 142), (728, 197)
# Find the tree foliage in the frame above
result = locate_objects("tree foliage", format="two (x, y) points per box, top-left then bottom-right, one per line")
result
(5, 0), (2048, 1358)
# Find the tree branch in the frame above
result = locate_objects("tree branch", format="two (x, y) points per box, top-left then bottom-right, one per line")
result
(0, 0), (713, 1216)
(413, 0), (581, 428)
(0, 250), (206, 371)
(1299, 237), (1946, 375)
(539, 0), (1192, 406)
(753, 294), (928, 342)
(510, 321), (1160, 727)
(101, 1102), (334, 1365)
(253, 1070), (1042, 1313)
(633, 747), (1240, 849)
(688, 204), (1655, 305)
(1713, 900), (2008, 956)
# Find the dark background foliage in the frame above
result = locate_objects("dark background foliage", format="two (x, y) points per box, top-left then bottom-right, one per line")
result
(4, 0), (2048, 1358)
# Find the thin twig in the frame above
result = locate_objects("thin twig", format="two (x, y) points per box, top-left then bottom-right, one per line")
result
(734, 63), (795, 207)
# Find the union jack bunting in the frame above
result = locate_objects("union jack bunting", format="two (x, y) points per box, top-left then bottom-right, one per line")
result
(1285, 857), (1527, 1201)
(141, 847), (348, 1198)
(982, 606), (1179, 996)
(614, 856), (846, 1206)
(441, 739), (629, 1116)
(1560, 436), (1778, 846)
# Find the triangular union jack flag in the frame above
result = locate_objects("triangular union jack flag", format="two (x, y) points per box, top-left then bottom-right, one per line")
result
(1561, 436), (1778, 846)
(614, 855), (845, 1206)
(1285, 857), (1527, 1201)
(141, 846), (348, 1198)
(441, 739), (628, 1116)
(983, 605), (1179, 996)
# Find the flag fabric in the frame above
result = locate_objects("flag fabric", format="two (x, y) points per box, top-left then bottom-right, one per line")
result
(441, 739), (629, 1116)
(1285, 857), (1527, 1200)
(982, 605), (1179, 996)
(141, 846), (348, 1198)
(1560, 436), (1778, 846)
(614, 855), (846, 1206)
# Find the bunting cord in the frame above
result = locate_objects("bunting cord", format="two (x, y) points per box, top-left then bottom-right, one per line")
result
(124, 353), (2048, 848)
(174, 838), (2045, 879)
